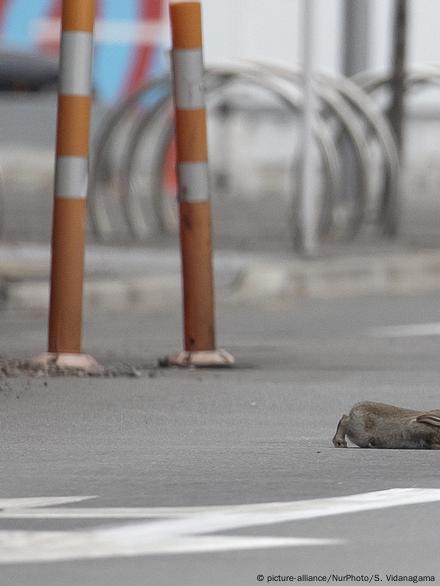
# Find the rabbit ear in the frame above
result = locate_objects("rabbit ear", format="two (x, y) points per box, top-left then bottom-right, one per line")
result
(416, 411), (440, 427)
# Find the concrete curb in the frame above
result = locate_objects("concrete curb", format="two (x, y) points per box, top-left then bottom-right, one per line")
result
(2, 275), (181, 313)
(231, 250), (440, 303)
(2, 248), (440, 313)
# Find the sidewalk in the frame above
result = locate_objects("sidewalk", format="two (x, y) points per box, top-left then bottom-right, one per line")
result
(2, 239), (440, 313)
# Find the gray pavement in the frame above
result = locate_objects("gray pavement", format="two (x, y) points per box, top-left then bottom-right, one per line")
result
(1, 291), (440, 584)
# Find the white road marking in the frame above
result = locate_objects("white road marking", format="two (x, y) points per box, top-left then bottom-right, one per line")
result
(368, 322), (440, 337)
(0, 496), (94, 510)
(0, 489), (440, 563)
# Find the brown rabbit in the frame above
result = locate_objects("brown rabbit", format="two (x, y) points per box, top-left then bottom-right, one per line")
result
(333, 401), (440, 449)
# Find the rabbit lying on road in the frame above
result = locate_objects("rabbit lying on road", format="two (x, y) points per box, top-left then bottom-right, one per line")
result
(333, 401), (440, 449)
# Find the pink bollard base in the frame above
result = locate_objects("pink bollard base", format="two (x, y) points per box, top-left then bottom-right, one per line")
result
(164, 349), (235, 368)
(32, 353), (103, 374)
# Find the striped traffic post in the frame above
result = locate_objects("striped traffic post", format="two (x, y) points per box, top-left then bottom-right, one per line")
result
(34, 0), (99, 372)
(166, 1), (234, 367)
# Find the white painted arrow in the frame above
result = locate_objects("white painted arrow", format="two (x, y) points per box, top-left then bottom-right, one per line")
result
(0, 489), (440, 563)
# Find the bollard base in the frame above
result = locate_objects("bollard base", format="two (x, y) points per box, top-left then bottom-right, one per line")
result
(32, 353), (103, 374)
(164, 349), (235, 368)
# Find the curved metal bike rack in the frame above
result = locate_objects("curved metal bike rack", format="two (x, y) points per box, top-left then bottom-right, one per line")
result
(121, 66), (342, 242)
(88, 63), (403, 247)
(88, 77), (170, 241)
(250, 62), (373, 239)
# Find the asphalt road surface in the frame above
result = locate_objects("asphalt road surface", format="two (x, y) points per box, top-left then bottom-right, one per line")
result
(1, 290), (440, 584)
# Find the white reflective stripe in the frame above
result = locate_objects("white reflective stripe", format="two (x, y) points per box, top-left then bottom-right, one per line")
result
(55, 156), (88, 199)
(59, 32), (94, 96)
(172, 49), (205, 110)
(34, 19), (164, 47)
(178, 162), (210, 203)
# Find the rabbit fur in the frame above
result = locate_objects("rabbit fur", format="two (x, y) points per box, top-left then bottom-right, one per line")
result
(333, 401), (440, 449)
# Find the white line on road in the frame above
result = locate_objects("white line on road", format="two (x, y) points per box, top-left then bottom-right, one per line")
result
(368, 322), (440, 337)
(0, 496), (95, 510)
(1, 489), (440, 563)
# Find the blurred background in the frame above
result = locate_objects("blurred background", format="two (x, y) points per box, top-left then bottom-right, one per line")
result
(1, 0), (439, 253)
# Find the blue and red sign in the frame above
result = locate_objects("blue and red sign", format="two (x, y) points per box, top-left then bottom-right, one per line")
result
(0, 0), (167, 102)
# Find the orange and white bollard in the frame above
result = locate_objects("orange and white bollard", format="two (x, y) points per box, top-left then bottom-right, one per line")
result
(166, 1), (234, 367)
(34, 0), (100, 372)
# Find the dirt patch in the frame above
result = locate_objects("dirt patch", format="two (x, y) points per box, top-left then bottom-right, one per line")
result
(0, 359), (161, 379)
